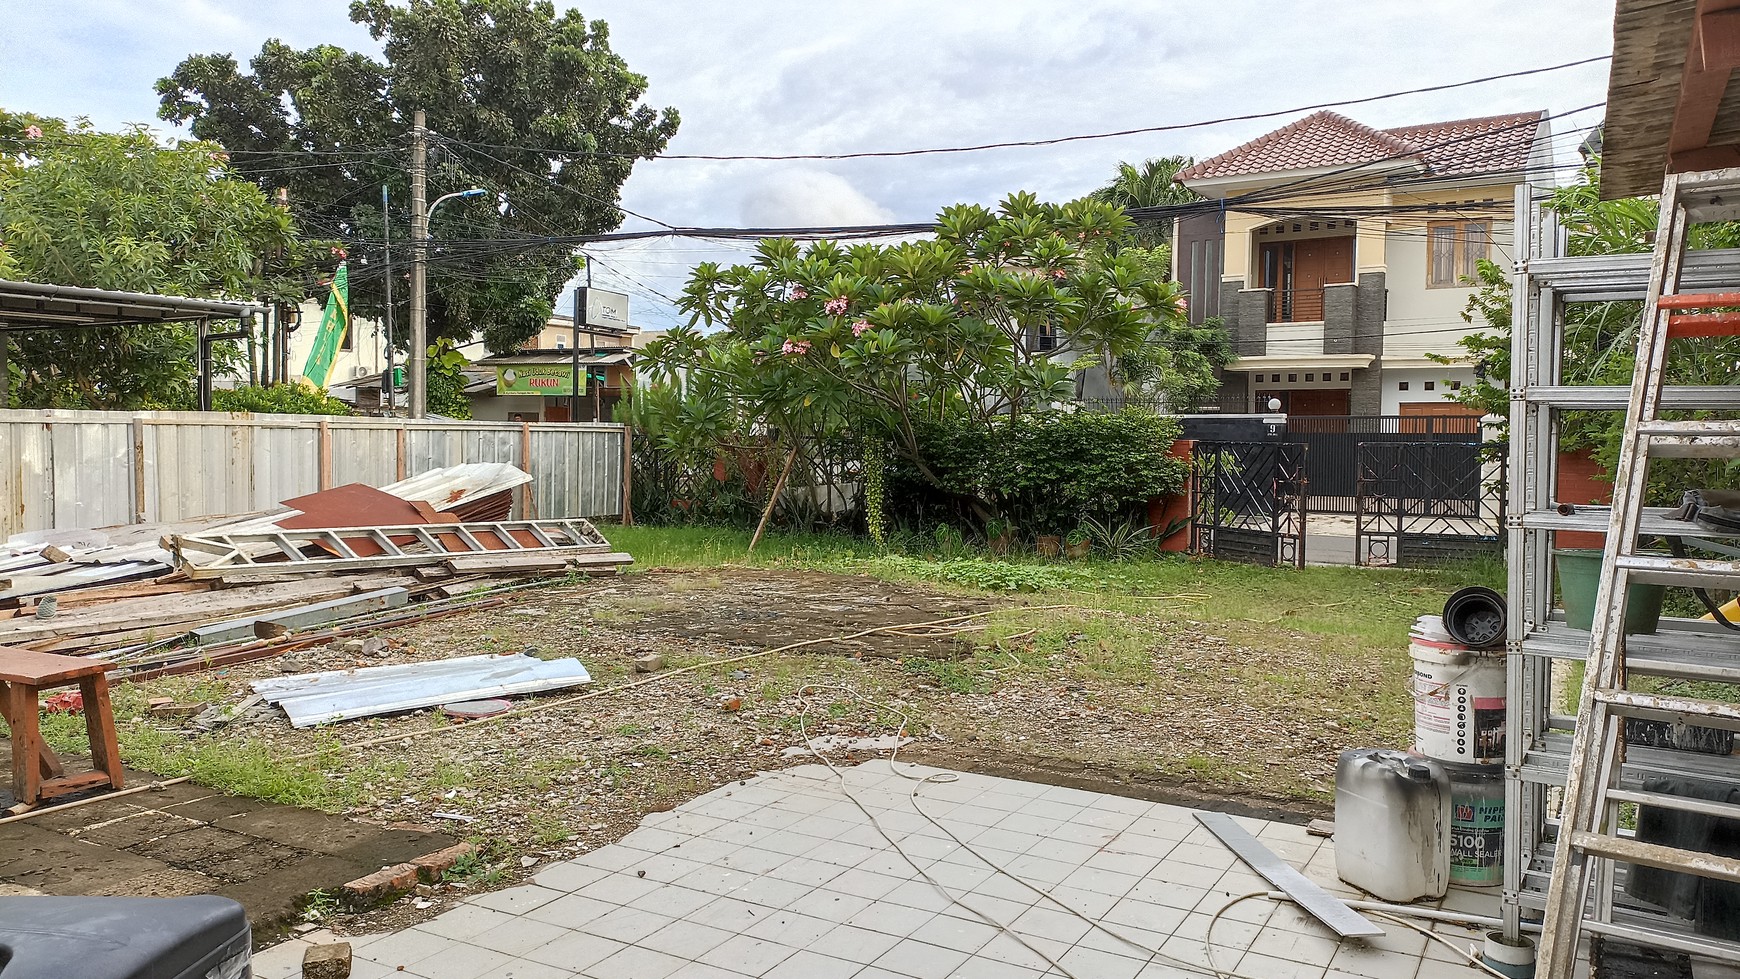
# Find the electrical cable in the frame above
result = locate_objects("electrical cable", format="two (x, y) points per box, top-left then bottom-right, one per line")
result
(433, 55), (1610, 162)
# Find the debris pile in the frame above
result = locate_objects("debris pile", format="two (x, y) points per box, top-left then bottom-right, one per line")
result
(0, 463), (631, 681)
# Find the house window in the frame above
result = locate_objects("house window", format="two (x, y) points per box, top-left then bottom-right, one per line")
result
(1452, 380), (1463, 391)
(1424, 381), (1436, 391)
(340, 323), (353, 351)
(1340, 372), (1350, 381)
(1287, 373), (1297, 382)
(1036, 322), (1058, 351)
(1428, 220), (1490, 287)
(556, 338), (567, 349)
(1399, 381), (1410, 391)
(1305, 373), (1315, 382)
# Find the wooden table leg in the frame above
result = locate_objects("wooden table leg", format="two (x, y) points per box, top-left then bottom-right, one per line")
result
(79, 674), (124, 790)
(1, 681), (67, 780)
(3, 680), (42, 805)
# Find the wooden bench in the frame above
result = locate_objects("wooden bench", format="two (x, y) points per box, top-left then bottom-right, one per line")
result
(0, 646), (124, 807)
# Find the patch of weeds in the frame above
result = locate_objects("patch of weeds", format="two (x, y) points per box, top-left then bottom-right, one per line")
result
(903, 657), (986, 694)
(827, 701), (851, 718)
(530, 815), (572, 847)
(301, 889), (344, 922)
(442, 848), (510, 888)
(634, 744), (671, 760)
(616, 723), (649, 738)
(861, 555), (1128, 592)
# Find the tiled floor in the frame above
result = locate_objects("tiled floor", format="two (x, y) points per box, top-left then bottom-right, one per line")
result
(254, 764), (1498, 979)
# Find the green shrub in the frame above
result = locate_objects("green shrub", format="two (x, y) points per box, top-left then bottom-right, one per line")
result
(888, 409), (1187, 536)
(212, 383), (352, 415)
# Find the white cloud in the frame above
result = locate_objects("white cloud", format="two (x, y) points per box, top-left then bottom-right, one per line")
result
(738, 169), (894, 227)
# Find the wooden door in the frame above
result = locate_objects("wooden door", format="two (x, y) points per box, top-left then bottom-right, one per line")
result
(1288, 389), (1350, 416)
(1289, 237), (1354, 321)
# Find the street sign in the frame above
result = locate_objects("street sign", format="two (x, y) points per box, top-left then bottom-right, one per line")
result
(496, 364), (575, 396)
(579, 287), (629, 329)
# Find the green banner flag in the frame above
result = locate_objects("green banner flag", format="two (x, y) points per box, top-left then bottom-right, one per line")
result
(301, 263), (350, 388)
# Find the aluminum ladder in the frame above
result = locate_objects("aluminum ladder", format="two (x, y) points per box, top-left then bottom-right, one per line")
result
(1536, 167), (1740, 976)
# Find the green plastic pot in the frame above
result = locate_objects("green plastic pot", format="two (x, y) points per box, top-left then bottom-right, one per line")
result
(1554, 549), (1666, 635)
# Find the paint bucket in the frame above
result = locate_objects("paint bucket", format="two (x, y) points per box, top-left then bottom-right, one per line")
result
(1444, 761), (1504, 888)
(1410, 637), (1505, 764)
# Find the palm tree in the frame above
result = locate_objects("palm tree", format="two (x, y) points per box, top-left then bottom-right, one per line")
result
(1089, 156), (1200, 249)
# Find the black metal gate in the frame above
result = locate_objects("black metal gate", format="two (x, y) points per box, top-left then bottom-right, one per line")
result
(1287, 415), (1484, 514)
(1190, 441), (1308, 568)
(1354, 441), (1505, 567)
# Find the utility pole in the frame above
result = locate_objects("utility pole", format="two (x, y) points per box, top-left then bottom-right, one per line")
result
(382, 184), (396, 414)
(408, 109), (429, 418)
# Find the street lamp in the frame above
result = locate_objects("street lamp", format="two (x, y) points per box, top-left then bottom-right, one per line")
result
(409, 187), (486, 417)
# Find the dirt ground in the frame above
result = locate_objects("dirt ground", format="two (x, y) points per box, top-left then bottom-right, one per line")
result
(76, 567), (1386, 937)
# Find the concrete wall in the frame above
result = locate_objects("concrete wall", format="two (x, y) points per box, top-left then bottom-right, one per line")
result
(1377, 365), (1479, 415)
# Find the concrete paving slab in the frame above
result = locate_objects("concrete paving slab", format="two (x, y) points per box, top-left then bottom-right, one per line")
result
(262, 764), (1502, 979)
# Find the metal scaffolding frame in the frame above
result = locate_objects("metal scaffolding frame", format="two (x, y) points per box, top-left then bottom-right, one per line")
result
(1503, 183), (1740, 965)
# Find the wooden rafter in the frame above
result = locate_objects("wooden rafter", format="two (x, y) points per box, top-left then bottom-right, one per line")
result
(1669, 1), (1740, 172)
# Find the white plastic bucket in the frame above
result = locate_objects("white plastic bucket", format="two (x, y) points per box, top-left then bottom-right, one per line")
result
(1410, 638), (1505, 764)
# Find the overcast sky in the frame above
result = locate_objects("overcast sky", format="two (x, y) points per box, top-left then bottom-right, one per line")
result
(1, 1), (1616, 329)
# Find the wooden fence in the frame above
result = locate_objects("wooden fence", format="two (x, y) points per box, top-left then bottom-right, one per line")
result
(0, 409), (629, 538)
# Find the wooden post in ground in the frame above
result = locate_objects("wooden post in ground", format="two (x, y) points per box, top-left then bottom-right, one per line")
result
(620, 427), (634, 526)
(317, 420), (334, 490)
(519, 421), (536, 519)
(747, 445), (798, 557)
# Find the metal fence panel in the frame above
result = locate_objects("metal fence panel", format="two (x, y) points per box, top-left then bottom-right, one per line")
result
(0, 409), (626, 537)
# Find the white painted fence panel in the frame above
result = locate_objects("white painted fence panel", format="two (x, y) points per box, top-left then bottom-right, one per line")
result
(0, 409), (627, 537)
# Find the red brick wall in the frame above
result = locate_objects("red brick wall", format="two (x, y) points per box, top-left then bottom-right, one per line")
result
(1555, 447), (1610, 550)
(1149, 440), (1195, 552)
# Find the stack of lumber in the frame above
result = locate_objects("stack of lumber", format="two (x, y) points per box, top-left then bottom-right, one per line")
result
(0, 464), (632, 678)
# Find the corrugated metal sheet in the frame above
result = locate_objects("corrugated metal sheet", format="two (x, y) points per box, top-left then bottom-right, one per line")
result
(252, 651), (592, 727)
(0, 410), (626, 536)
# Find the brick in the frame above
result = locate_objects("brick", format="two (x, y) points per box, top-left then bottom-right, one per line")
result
(411, 841), (476, 883)
(633, 653), (666, 673)
(302, 941), (352, 979)
(342, 862), (418, 900)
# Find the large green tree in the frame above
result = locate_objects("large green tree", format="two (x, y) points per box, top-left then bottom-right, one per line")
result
(630, 193), (1197, 526)
(157, 0), (679, 353)
(0, 111), (305, 408)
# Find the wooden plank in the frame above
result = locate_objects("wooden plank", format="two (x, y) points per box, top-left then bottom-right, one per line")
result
(0, 578), (354, 642)
(0, 647), (115, 684)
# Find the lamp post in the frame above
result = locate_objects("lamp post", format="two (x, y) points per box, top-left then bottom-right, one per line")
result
(408, 185), (486, 417)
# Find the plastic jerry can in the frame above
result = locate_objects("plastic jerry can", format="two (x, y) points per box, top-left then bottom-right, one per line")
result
(1334, 749), (1451, 902)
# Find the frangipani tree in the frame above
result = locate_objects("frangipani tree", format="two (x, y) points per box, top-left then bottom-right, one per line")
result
(643, 193), (1189, 508)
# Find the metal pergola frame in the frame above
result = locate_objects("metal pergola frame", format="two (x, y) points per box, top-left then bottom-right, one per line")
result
(0, 278), (265, 410)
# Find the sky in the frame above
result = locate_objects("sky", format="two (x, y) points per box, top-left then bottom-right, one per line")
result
(1, 0), (1618, 330)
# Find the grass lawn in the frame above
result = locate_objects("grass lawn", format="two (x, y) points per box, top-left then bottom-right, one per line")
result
(38, 524), (1498, 916)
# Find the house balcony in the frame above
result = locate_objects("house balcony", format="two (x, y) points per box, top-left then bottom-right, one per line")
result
(1231, 278), (1385, 361)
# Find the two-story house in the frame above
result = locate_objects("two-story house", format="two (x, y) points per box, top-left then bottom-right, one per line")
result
(1173, 109), (1553, 418)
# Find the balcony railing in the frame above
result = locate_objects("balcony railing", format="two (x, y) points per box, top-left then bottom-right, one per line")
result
(1269, 286), (1325, 323)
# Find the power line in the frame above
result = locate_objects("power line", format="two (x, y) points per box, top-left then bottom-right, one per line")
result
(433, 55), (1611, 163)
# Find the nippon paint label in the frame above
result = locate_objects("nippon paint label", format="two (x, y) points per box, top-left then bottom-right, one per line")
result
(1450, 787), (1505, 887)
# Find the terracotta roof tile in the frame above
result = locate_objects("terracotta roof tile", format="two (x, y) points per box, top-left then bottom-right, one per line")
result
(1175, 109), (1545, 184)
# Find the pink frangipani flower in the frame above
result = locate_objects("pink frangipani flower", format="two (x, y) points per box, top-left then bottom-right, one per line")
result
(851, 319), (871, 337)
(22, 125), (42, 139)
(823, 297), (849, 316)
(789, 286), (809, 300)
(780, 339), (812, 356)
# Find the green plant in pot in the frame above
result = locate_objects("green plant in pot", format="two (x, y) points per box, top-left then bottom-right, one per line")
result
(1063, 526), (1092, 559)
